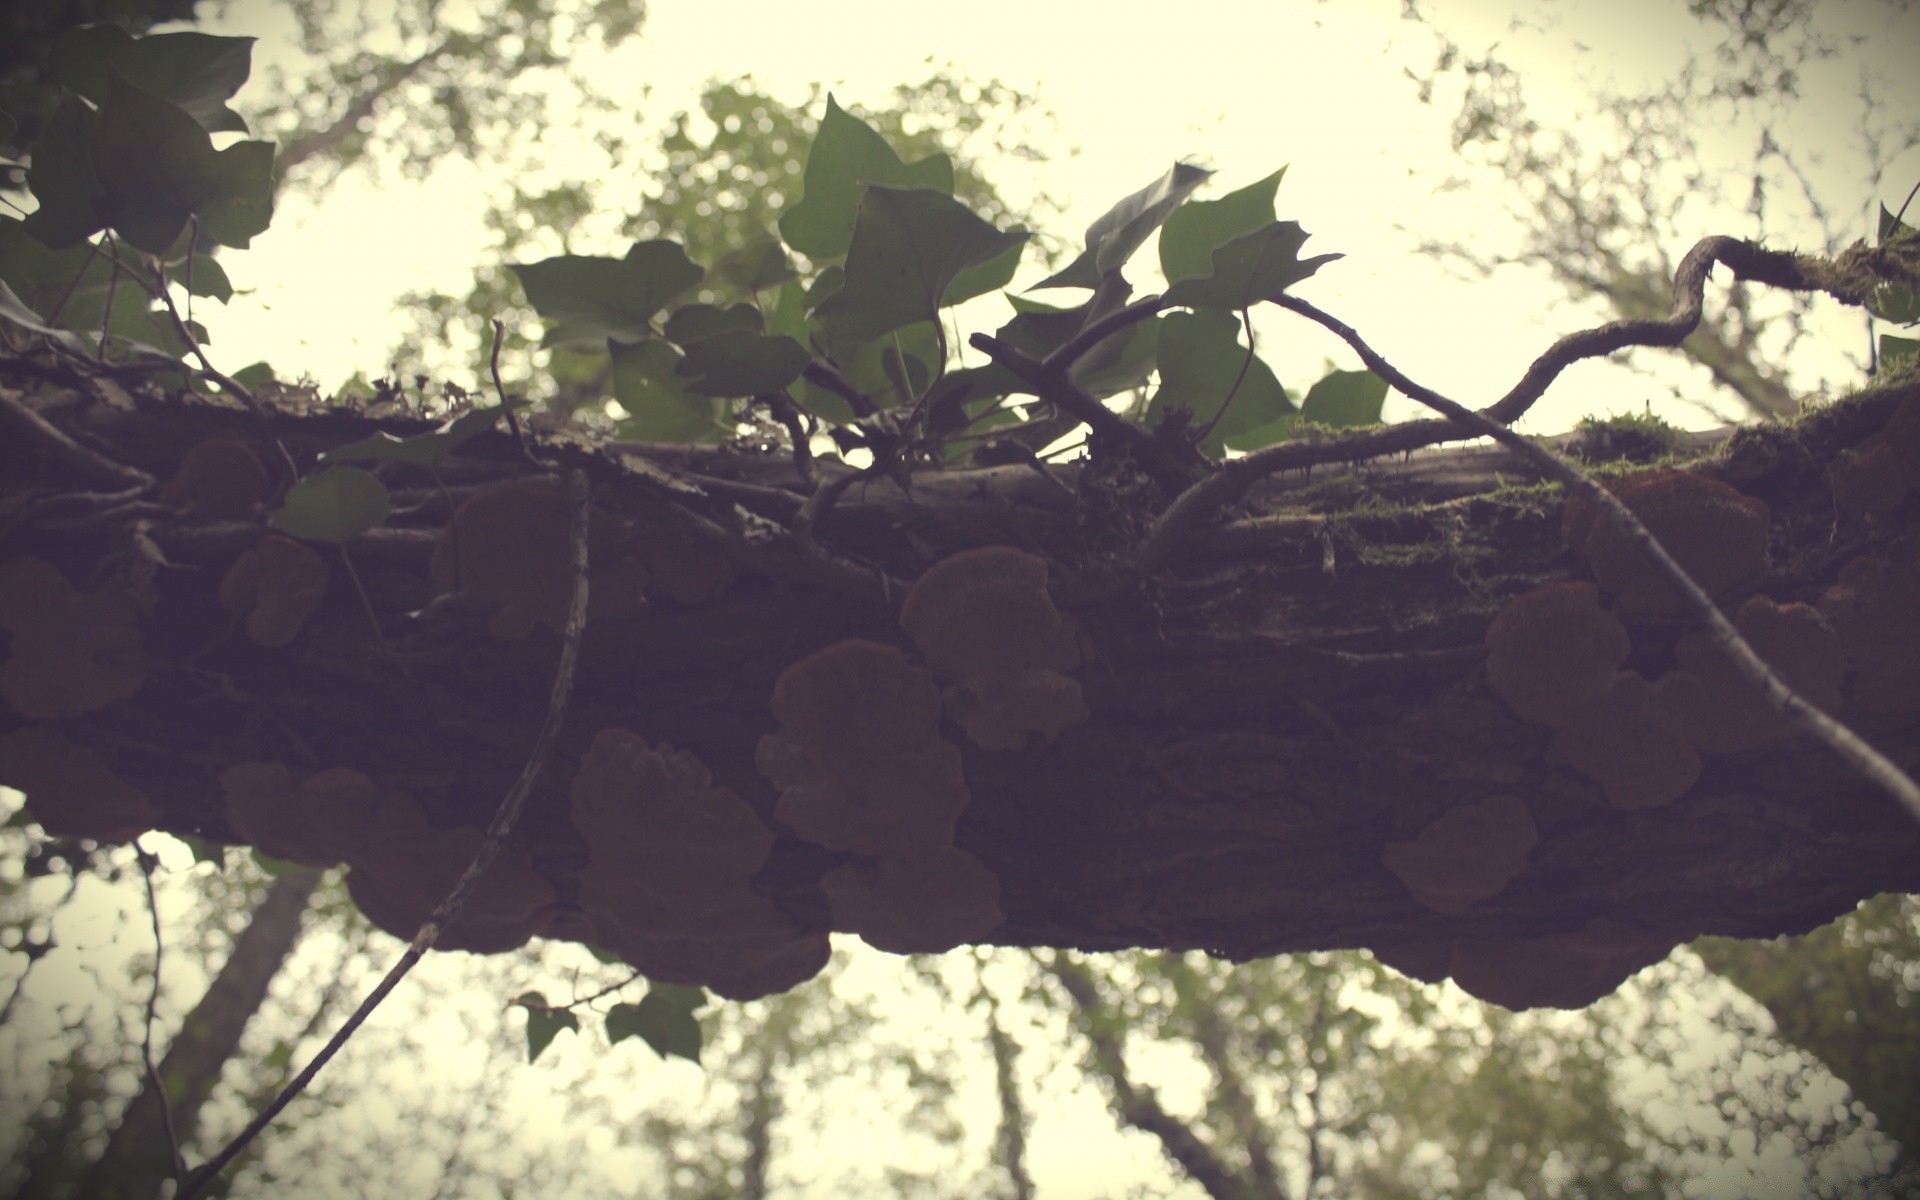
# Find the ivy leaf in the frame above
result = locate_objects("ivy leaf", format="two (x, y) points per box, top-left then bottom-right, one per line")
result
(803, 321), (939, 417)
(778, 95), (954, 260)
(1033, 162), (1213, 290)
(175, 834), (228, 868)
(815, 186), (1029, 346)
(1882, 333), (1920, 368)
(514, 992), (579, 1064)
(510, 240), (704, 348)
(1300, 368), (1389, 428)
(662, 302), (761, 346)
(269, 467), (392, 543)
(942, 230), (1027, 308)
(0, 279), (88, 353)
(677, 330), (810, 397)
(714, 238), (797, 293)
(88, 69), (272, 252)
(605, 985), (706, 1064)
(993, 293), (1157, 398)
(1160, 169), (1285, 284)
(923, 363), (1022, 438)
(610, 338), (726, 442)
(1161, 220), (1341, 311)
(52, 25), (253, 135)
(19, 98), (102, 249)
(320, 401), (526, 468)
(1147, 309), (1293, 456)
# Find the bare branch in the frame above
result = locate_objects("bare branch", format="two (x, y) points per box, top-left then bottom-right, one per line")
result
(1271, 291), (1920, 823)
(177, 469), (594, 1198)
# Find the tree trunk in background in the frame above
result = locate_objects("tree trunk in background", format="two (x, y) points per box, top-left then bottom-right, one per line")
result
(75, 869), (321, 1200)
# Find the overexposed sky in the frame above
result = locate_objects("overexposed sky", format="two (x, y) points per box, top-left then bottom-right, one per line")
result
(198, 0), (1920, 433)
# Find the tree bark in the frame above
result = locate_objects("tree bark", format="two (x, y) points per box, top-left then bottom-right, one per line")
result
(2, 361), (1916, 1008)
(76, 869), (320, 1200)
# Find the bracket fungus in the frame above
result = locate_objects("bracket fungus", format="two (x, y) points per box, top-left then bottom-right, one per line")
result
(1562, 470), (1770, 613)
(220, 762), (379, 868)
(0, 556), (145, 719)
(159, 438), (271, 520)
(1484, 582), (1631, 726)
(343, 790), (559, 954)
(571, 728), (793, 942)
(1820, 537), (1920, 713)
(219, 535), (330, 647)
(898, 546), (1090, 751)
(430, 479), (651, 638)
(1380, 794), (1538, 915)
(1548, 672), (1705, 810)
(821, 845), (1004, 954)
(1672, 596), (1845, 754)
(567, 728), (837, 999)
(1376, 920), (1678, 1010)
(756, 639), (971, 855)
(223, 760), (555, 952)
(1832, 390), (1920, 516)
(0, 726), (159, 843)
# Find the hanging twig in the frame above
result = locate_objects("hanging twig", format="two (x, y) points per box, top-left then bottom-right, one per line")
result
(176, 468), (594, 1199)
(1270, 291), (1920, 823)
(132, 839), (189, 1186)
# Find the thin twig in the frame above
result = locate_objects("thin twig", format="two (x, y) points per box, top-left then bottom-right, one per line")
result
(0, 388), (155, 489)
(1273, 291), (1920, 822)
(176, 469), (594, 1199)
(802, 360), (878, 418)
(1055, 235), (1904, 603)
(970, 332), (1198, 484)
(487, 318), (530, 457)
(133, 840), (188, 1185)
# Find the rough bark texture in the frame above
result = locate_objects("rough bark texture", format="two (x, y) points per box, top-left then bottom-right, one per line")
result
(3, 358), (1917, 1008)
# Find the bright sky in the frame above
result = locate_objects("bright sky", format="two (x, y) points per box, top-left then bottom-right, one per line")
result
(199, 0), (1920, 434)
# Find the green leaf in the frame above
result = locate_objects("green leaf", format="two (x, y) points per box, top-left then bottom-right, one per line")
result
(231, 361), (276, 389)
(1147, 309), (1293, 456)
(678, 330), (810, 397)
(52, 25), (254, 135)
(1034, 162), (1213, 290)
(662, 302), (761, 346)
(0, 279), (88, 352)
(269, 467), (392, 543)
(40, 70), (274, 253)
(992, 295), (1158, 399)
(943, 230), (1027, 308)
(511, 240), (704, 348)
(182, 254), (233, 303)
(20, 97), (107, 249)
(610, 338), (726, 442)
(923, 364), (1022, 440)
(810, 321), (938, 414)
(1882, 333), (1920, 367)
(606, 985), (706, 1064)
(778, 95), (954, 260)
(320, 402), (525, 468)
(249, 849), (302, 877)
(1160, 220), (1342, 310)
(176, 835), (228, 868)
(1160, 169), (1285, 285)
(515, 993), (579, 1064)
(815, 186), (1029, 345)
(1878, 203), (1917, 245)
(714, 238), (797, 292)
(1299, 368), (1389, 428)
